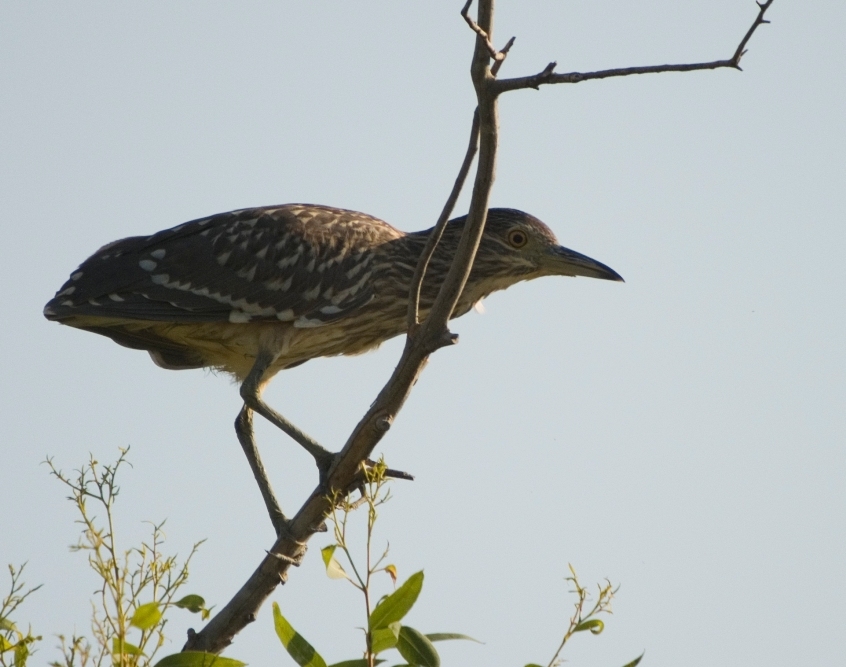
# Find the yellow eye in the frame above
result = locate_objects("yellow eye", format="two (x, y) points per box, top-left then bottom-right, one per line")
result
(507, 229), (528, 248)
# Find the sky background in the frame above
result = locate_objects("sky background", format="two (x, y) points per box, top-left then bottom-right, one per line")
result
(2, 2), (845, 666)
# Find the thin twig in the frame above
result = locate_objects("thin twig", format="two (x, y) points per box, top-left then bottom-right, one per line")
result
(406, 107), (480, 331)
(494, 0), (775, 93)
(491, 36), (516, 76)
(461, 0), (515, 76)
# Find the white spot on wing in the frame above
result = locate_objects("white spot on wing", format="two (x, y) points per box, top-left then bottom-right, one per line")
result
(237, 265), (257, 281)
(71, 271), (83, 281)
(151, 249), (166, 259)
(109, 293), (125, 302)
(229, 311), (252, 323)
(265, 275), (293, 291)
(276, 309), (295, 321)
(58, 286), (76, 297)
(151, 274), (170, 285)
(139, 259), (157, 271)
(216, 251), (232, 265)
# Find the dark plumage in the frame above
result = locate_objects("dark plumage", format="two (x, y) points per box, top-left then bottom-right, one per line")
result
(45, 204), (621, 380)
(45, 204), (622, 500)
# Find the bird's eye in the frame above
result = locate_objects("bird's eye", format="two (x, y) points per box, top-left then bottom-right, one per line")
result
(507, 229), (528, 248)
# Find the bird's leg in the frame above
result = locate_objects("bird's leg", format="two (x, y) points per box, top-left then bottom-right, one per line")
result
(234, 406), (291, 537)
(240, 350), (336, 479)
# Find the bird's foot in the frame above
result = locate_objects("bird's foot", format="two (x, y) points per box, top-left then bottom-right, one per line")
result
(315, 451), (415, 493)
(270, 511), (294, 540)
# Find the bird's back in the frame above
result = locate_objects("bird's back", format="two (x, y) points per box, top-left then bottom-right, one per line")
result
(44, 204), (406, 373)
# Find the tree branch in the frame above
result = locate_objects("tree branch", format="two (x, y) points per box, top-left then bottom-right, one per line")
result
(184, 0), (775, 654)
(184, 2), (499, 653)
(406, 107), (480, 332)
(494, 0), (774, 93)
(461, 0), (515, 76)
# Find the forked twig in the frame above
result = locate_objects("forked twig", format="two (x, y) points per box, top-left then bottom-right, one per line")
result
(461, 0), (516, 76)
(494, 0), (775, 92)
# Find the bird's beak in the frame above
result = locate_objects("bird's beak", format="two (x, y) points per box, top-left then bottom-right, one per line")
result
(543, 245), (624, 282)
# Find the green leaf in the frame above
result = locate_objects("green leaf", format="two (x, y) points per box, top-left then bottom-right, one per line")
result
(320, 546), (348, 580)
(320, 545), (336, 567)
(424, 633), (481, 644)
(524, 664), (545, 667)
(131, 601), (163, 630)
(153, 652), (247, 667)
(621, 652), (645, 667)
(14, 641), (29, 667)
(396, 626), (439, 667)
(174, 595), (207, 614)
(371, 622), (401, 654)
(272, 602), (327, 667)
(369, 571), (424, 630)
(573, 619), (604, 635)
(0, 636), (13, 653)
(112, 637), (144, 656)
(0, 618), (16, 632)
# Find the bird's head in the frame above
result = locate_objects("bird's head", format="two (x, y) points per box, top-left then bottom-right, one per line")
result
(445, 208), (623, 291)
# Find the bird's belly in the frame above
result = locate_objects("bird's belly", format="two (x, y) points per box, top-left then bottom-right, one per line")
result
(61, 305), (409, 382)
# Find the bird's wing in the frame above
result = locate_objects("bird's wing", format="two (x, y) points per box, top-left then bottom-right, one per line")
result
(44, 205), (404, 327)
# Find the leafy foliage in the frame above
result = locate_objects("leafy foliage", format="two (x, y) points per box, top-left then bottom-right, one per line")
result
(273, 461), (477, 667)
(0, 563), (42, 667)
(43, 450), (216, 667)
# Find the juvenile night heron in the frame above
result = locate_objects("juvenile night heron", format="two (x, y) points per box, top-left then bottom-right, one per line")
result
(45, 204), (622, 528)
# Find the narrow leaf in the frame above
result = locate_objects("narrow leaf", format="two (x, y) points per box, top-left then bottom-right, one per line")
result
(0, 636), (13, 652)
(320, 546), (348, 580)
(14, 641), (29, 666)
(396, 626), (439, 667)
(369, 571), (424, 630)
(573, 619), (604, 635)
(371, 622), (401, 654)
(524, 664), (545, 667)
(272, 602), (327, 667)
(621, 652), (645, 667)
(112, 637), (144, 656)
(320, 545), (336, 567)
(153, 651), (246, 667)
(425, 633), (481, 644)
(0, 619), (15, 632)
(131, 601), (163, 630)
(174, 595), (206, 614)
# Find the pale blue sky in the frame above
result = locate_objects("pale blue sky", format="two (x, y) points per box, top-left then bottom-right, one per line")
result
(2, 2), (844, 666)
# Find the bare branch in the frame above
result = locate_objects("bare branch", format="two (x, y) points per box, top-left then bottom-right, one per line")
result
(183, 0), (775, 654)
(491, 36), (516, 77)
(406, 108), (480, 331)
(494, 0), (775, 93)
(462, 0), (515, 76)
(183, 4), (500, 652)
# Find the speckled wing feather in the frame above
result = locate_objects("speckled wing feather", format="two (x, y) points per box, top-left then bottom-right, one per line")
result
(45, 204), (404, 328)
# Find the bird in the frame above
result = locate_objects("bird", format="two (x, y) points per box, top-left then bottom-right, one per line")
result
(44, 204), (622, 531)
